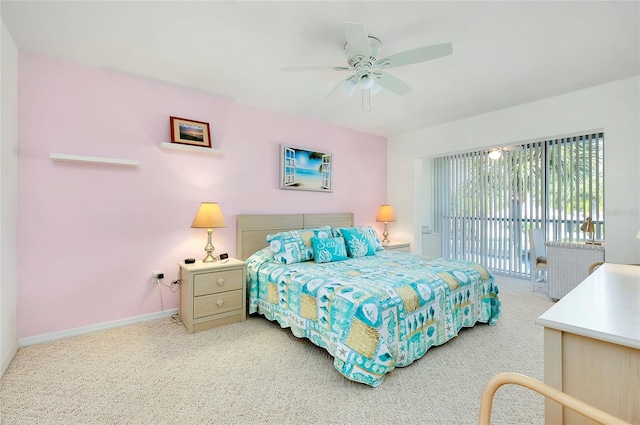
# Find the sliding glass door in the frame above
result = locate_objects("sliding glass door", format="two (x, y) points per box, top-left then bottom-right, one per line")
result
(432, 132), (604, 277)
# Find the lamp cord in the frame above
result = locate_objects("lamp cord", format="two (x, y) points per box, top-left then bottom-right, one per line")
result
(156, 275), (181, 325)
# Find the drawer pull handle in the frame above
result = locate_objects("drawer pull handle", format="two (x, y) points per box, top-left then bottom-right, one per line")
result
(216, 299), (224, 307)
(217, 278), (225, 286)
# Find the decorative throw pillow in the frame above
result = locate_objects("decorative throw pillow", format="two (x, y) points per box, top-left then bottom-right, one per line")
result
(311, 236), (348, 263)
(333, 226), (383, 252)
(298, 226), (332, 251)
(266, 226), (332, 264)
(339, 227), (377, 258)
(359, 225), (384, 251)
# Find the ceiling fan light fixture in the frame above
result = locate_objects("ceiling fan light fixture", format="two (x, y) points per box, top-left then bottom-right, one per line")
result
(341, 77), (358, 96)
(488, 149), (502, 160)
(359, 73), (376, 89)
(370, 83), (382, 96)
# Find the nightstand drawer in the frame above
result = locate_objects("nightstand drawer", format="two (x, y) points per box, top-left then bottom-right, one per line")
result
(194, 289), (243, 318)
(194, 269), (243, 296)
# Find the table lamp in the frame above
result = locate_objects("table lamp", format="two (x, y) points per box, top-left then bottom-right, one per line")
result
(191, 202), (227, 262)
(580, 217), (595, 244)
(376, 204), (396, 243)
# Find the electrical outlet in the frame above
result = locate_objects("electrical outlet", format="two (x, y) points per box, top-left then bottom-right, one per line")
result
(152, 270), (164, 283)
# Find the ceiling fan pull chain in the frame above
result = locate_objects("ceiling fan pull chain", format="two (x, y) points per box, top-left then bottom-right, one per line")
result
(360, 89), (372, 112)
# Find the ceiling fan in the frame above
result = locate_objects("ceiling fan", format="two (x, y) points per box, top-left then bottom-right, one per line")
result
(281, 22), (453, 104)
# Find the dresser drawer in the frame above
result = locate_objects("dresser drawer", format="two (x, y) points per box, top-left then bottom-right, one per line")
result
(194, 289), (243, 318)
(194, 269), (243, 296)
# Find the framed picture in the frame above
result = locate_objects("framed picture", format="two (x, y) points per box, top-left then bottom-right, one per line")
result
(280, 144), (332, 192)
(169, 116), (211, 148)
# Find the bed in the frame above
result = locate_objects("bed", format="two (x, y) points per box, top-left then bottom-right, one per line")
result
(238, 213), (501, 387)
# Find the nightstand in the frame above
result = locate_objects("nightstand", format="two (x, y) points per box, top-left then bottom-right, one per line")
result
(179, 258), (246, 333)
(382, 241), (411, 253)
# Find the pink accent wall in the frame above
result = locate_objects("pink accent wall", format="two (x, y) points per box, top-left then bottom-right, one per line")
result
(17, 53), (387, 338)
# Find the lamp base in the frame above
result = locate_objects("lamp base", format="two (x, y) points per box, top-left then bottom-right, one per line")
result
(382, 222), (390, 243)
(202, 228), (217, 263)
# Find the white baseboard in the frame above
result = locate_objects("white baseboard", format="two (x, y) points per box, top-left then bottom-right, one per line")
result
(18, 309), (179, 347)
(1, 343), (19, 378)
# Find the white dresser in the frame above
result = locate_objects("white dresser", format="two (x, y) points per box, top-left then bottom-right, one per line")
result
(545, 240), (604, 300)
(536, 264), (640, 424)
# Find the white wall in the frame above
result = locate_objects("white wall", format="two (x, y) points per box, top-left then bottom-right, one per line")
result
(389, 76), (640, 265)
(0, 18), (19, 377)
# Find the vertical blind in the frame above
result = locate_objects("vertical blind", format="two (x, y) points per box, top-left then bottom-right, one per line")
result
(432, 132), (604, 277)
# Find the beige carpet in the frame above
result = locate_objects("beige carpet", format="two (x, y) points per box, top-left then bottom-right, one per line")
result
(0, 276), (554, 425)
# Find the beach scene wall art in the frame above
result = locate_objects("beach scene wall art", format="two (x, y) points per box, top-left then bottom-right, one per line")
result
(280, 144), (332, 192)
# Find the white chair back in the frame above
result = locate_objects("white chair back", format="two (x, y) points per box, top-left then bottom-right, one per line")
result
(530, 228), (546, 261)
(529, 228), (547, 290)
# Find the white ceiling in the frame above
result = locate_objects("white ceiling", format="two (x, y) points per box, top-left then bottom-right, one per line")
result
(2, 1), (639, 137)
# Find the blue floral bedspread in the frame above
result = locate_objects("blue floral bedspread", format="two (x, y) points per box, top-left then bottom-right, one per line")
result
(247, 248), (501, 387)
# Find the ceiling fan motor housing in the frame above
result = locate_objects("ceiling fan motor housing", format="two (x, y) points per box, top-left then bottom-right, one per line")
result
(345, 36), (382, 67)
(345, 36), (382, 90)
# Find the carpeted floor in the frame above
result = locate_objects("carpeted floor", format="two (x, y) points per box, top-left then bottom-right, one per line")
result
(0, 276), (554, 425)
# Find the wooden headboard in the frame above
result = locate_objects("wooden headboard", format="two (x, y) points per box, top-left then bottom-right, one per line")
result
(236, 213), (354, 260)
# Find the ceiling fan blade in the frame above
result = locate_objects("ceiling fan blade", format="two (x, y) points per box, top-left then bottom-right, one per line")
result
(281, 66), (351, 72)
(344, 22), (370, 58)
(324, 75), (357, 100)
(377, 43), (453, 68)
(375, 71), (411, 96)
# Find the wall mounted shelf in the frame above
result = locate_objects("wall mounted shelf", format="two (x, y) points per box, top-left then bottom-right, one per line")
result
(50, 153), (139, 167)
(160, 142), (222, 155)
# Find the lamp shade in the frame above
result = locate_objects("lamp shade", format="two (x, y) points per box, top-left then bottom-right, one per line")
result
(191, 202), (227, 229)
(580, 217), (594, 233)
(376, 205), (396, 222)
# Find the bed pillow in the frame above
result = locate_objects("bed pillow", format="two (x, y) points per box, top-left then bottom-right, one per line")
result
(245, 247), (275, 281)
(248, 246), (275, 264)
(266, 226), (332, 264)
(339, 227), (377, 258)
(333, 226), (383, 251)
(359, 226), (384, 251)
(310, 236), (348, 263)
